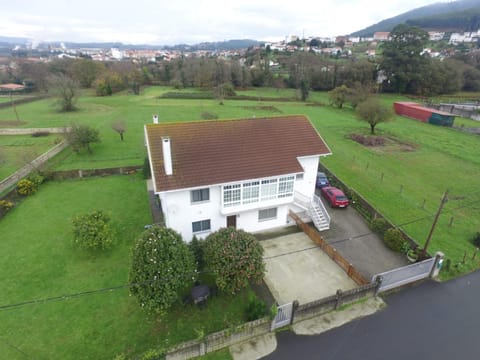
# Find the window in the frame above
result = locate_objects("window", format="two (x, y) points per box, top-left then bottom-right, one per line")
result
(258, 208), (277, 221)
(223, 184), (241, 207)
(242, 181), (260, 204)
(296, 173), (304, 180)
(192, 219), (211, 233)
(278, 176), (294, 198)
(191, 188), (210, 203)
(261, 179), (277, 201)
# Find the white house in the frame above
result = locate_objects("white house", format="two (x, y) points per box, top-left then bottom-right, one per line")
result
(144, 115), (332, 241)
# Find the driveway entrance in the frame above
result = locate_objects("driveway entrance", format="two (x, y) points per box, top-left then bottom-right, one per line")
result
(262, 232), (357, 305)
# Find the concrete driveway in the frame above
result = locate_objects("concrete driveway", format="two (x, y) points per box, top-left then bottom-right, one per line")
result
(321, 206), (408, 280)
(261, 232), (357, 305)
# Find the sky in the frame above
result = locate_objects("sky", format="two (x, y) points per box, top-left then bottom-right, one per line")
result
(1, 0), (446, 45)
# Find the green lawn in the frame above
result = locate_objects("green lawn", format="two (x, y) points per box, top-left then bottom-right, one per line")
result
(0, 175), (255, 359)
(0, 134), (60, 179)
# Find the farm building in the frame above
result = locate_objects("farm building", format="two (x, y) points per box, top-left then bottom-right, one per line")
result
(393, 102), (455, 127)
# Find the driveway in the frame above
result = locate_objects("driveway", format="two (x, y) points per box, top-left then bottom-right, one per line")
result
(261, 232), (357, 305)
(320, 205), (408, 279)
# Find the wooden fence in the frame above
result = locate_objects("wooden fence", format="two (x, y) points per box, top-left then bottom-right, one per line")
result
(289, 210), (369, 285)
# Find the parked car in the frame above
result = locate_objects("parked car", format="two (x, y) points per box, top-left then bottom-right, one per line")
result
(316, 172), (330, 188)
(320, 186), (350, 208)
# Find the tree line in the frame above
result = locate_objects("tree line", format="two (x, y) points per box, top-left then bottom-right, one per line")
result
(2, 24), (480, 103)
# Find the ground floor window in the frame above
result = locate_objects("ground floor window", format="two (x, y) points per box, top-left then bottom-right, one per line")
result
(192, 219), (211, 233)
(258, 208), (277, 221)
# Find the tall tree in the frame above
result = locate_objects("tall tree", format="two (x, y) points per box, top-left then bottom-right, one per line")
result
(380, 24), (430, 94)
(47, 73), (79, 112)
(356, 97), (393, 134)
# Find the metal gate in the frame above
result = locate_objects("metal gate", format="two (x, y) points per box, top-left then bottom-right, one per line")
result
(271, 302), (293, 330)
(372, 257), (436, 293)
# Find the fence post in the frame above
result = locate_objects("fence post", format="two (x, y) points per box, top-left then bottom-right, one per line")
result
(290, 300), (299, 325)
(429, 251), (445, 278)
(335, 289), (343, 309)
(374, 276), (383, 296)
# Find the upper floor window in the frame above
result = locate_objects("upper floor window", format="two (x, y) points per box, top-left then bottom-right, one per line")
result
(191, 188), (210, 203)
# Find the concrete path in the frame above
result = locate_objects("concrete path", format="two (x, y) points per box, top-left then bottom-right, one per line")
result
(262, 232), (357, 305)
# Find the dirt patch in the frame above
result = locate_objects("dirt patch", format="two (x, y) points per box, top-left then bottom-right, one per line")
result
(241, 105), (282, 113)
(0, 120), (27, 127)
(348, 133), (417, 153)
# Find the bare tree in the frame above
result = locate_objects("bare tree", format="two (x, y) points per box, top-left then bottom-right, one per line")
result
(47, 73), (79, 112)
(111, 120), (127, 141)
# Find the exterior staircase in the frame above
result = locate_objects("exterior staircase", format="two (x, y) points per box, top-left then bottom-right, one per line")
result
(293, 192), (331, 231)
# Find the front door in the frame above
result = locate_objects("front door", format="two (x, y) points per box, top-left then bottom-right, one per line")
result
(226, 215), (237, 228)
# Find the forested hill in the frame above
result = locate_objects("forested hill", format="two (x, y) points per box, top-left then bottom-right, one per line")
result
(407, 8), (480, 32)
(351, 0), (480, 37)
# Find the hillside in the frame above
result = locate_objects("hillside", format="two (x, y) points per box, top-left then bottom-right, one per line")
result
(351, 0), (480, 37)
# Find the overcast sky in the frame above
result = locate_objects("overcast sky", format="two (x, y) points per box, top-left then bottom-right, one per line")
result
(2, 0), (445, 45)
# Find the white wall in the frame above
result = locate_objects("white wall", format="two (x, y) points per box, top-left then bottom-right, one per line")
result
(158, 155), (322, 241)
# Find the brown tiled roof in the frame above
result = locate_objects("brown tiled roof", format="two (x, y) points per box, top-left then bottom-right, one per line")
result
(145, 115), (331, 192)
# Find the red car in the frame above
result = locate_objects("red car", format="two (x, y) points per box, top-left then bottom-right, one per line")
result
(320, 186), (350, 208)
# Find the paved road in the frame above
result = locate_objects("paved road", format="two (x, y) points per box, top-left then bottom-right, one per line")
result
(263, 271), (480, 360)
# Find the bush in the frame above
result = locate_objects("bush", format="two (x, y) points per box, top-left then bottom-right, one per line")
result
(71, 210), (114, 251)
(17, 179), (37, 196)
(203, 228), (265, 294)
(383, 228), (405, 253)
(142, 156), (151, 179)
(189, 235), (205, 270)
(129, 226), (196, 314)
(0, 200), (14, 212)
(201, 111), (219, 120)
(27, 172), (45, 186)
(472, 232), (480, 247)
(245, 295), (267, 321)
(370, 217), (389, 237)
(350, 133), (385, 146)
(31, 131), (49, 137)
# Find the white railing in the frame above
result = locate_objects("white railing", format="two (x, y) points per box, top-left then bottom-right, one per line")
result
(312, 194), (331, 226)
(293, 191), (311, 209)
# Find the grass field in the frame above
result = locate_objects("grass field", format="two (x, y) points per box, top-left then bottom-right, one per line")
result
(0, 134), (61, 179)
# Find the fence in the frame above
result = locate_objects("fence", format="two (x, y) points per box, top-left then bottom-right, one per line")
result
(49, 166), (141, 180)
(289, 210), (369, 285)
(0, 127), (69, 135)
(0, 141), (69, 195)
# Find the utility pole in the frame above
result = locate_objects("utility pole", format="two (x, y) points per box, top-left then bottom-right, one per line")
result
(422, 190), (449, 258)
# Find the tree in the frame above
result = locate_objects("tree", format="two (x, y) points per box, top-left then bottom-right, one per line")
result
(66, 123), (100, 153)
(356, 97), (393, 134)
(380, 24), (430, 94)
(72, 59), (99, 88)
(111, 120), (126, 141)
(47, 73), (79, 112)
(203, 227), (265, 294)
(328, 85), (350, 108)
(129, 226), (196, 314)
(71, 210), (114, 251)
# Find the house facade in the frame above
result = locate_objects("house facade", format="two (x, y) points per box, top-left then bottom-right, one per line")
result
(144, 115), (332, 241)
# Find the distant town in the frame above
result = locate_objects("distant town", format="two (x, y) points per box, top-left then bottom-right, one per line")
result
(1, 28), (479, 65)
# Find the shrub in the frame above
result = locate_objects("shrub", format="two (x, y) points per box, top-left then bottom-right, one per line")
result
(17, 179), (37, 196)
(71, 210), (114, 251)
(31, 131), (49, 137)
(203, 228), (265, 294)
(142, 156), (151, 179)
(383, 228), (405, 253)
(189, 235), (205, 270)
(472, 232), (480, 248)
(349, 133), (385, 146)
(27, 172), (45, 186)
(201, 111), (219, 120)
(0, 200), (14, 212)
(245, 295), (267, 321)
(370, 218), (389, 237)
(129, 226), (196, 314)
